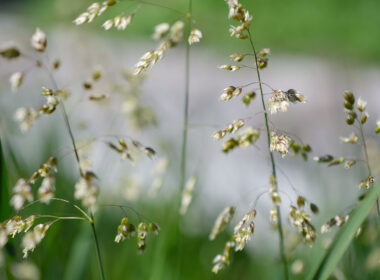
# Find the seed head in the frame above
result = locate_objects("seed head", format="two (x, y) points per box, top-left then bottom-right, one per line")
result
(209, 206), (235, 240)
(188, 28), (202, 45)
(31, 28), (47, 52)
(10, 72), (24, 92)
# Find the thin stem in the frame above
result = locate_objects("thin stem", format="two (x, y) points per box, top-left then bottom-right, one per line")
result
(357, 119), (372, 176)
(179, 1), (192, 197)
(123, 0), (185, 15)
(357, 117), (377, 214)
(35, 214), (88, 221)
(247, 29), (289, 280)
(42, 61), (105, 279)
(59, 102), (84, 177)
(90, 214), (106, 280)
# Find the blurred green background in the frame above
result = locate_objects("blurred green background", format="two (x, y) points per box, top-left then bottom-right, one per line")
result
(2, 0), (380, 63)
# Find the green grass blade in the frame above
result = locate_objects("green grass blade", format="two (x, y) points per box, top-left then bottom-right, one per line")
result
(308, 182), (380, 280)
(0, 139), (11, 221)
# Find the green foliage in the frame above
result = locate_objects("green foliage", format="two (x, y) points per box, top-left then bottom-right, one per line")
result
(308, 182), (380, 280)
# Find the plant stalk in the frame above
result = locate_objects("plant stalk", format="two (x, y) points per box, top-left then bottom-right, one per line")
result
(247, 29), (289, 280)
(46, 67), (106, 280)
(357, 117), (377, 214)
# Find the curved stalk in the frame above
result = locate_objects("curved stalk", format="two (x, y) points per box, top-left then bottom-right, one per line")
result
(247, 29), (289, 280)
(44, 64), (106, 280)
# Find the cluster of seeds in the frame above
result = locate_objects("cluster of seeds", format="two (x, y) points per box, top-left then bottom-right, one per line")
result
(315, 92), (377, 191)
(270, 132), (290, 157)
(14, 86), (64, 132)
(103, 13), (135, 31)
(221, 127), (260, 153)
(267, 89), (305, 114)
(313, 155), (357, 169)
(211, 209), (256, 274)
(209, 206), (235, 241)
(288, 141), (312, 160)
(107, 138), (156, 164)
(74, 171), (99, 214)
(0, 216), (52, 259)
(289, 204), (317, 246)
(10, 157), (57, 210)
(213, 119), (245, 140)
(225, 0), (252, 39)
(180, 176), (197, 215)
(321, 214), (350, 234)
(73, 1), (118, 25)
(133, 21), (185, 75)
(114, 217), (159, 253)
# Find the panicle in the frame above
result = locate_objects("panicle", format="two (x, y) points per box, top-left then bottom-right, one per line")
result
(288, 205), (317, 245)
(102, 13), (135, 30)
(209, 206), (235, 240)
(74, 171), (99, 214)
(14, 107), (40, 133)
(30, 28), (47, 52)
(133, 21), (185, 75)
(22, 224), (50, 258)
(10, 179), (33, 211)
(137, 222), (148, 252)
(358, 176), (374, 190)
(38, 176), (55, 204)
(188, 28), (202, 45)
(73, 1), (118, 25)
(213, 119), (245, 140)
(289, 141), (312, 160)
(10, 72), (24, 92)
(152, 23), (170, 40)
(114, 217), (135, 243)
(212, 241), (234, 274)
(340, 133), (359, 144)
(224, 0), (252, 39)
(270, 131), (290, 157)
(180, 176), (197, 215)
(222, 126), (260, 153)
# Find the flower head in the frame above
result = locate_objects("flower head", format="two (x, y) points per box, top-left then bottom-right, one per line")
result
(188, 29), (202, 45)
(209, 206), (235, 240)
(22, 224), (50, 258)
(270, 132), (290, 157)
(10, 179), (33, 210)
(74, 172), (98, 213)
(10, 72), (24, 92)
(31, 28), (47, 52)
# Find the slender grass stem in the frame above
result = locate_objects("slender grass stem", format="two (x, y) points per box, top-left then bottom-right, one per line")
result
(43, 63), (106, 280)
(357, 117), (377, 214)
(90, 214), (106, 280)
(247, 29), (289, 280)
(175, 0), (193, 277)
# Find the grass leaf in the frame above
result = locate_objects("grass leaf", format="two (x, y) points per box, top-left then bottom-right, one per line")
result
(0, 139), (11, 221)
(308, 182), (380, 280)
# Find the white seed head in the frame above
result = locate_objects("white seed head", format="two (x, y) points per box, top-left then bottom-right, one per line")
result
(153, 23), (170, 40)
(188, 28), (202, 45)
(179, 176), (197, 215)
(10, 72), (24, 92)
(30, 28), (47, 52)
(270, 132), (290, 157)
(10, 179), (33, 210)
(209, 206), (235, 240)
